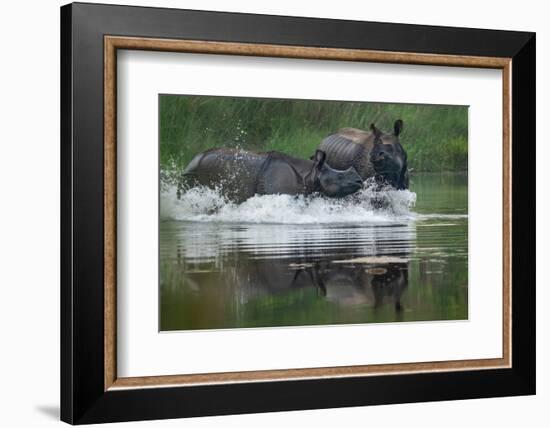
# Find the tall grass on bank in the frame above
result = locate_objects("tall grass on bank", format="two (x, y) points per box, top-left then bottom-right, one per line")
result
(160, 95), (468, 173)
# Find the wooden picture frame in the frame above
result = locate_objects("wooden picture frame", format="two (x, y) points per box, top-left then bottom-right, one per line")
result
(61, 2), (535, 424)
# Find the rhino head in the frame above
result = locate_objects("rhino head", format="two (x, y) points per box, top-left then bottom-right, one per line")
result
(369, 120), (408, 190)
(309, 150), (364, 197)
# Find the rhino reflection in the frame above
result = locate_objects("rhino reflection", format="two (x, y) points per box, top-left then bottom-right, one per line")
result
(289, 261), (407, 311)
(177, 253), (408, 313)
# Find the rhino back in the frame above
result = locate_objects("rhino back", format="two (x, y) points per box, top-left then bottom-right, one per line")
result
(183, 148), (267, 201)
(319, 130), (375, 178)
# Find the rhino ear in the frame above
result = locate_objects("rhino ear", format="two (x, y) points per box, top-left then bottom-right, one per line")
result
(394, 119), (403, 136)
(370, 123), (382, 140)
(313, 150), (326, 168)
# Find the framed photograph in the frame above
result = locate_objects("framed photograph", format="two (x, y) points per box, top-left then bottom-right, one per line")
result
(60, 2), (535, 424)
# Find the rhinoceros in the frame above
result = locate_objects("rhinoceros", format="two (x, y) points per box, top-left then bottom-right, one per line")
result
(178, 148), (364, 203)
(316, 120), (409, 190)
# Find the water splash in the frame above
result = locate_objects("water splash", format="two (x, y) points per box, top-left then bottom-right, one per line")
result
(161, 180), (418, 224)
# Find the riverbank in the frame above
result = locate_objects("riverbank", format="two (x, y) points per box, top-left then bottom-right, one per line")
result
(160, 95), (468, 173)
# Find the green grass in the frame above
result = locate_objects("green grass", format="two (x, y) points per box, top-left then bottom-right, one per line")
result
(160, 95), (468, 173)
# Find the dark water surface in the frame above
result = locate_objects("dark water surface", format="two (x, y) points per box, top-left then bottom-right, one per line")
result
(160, 173), (468, 331)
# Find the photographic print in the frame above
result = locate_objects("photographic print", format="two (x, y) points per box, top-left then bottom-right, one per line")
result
(159, 95), (468, 331)
(61, 6), (534, 421)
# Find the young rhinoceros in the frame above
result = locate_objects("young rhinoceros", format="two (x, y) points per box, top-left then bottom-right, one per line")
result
(179, 148), (364, 203)
(316, 120), (409, 190)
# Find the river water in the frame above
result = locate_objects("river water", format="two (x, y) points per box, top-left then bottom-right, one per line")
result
(160, 173), (468, 331)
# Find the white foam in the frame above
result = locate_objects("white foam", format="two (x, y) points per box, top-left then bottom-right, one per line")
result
(160, 182), (419, 224)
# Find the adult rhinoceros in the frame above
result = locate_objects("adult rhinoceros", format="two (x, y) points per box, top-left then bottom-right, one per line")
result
(178, 148), (364, 203)
(316, 120), (409, 190)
